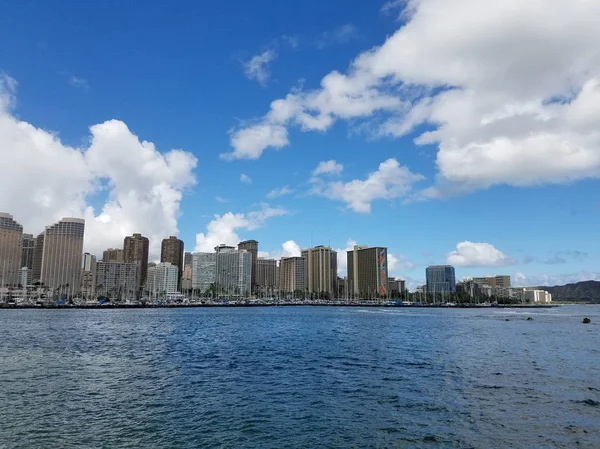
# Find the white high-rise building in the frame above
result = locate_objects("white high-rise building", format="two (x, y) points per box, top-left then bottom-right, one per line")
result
(20, 267), (32, 287)
(215, 245), (251, 296)
(192, 252), (216, 293)
(40, 217), (85, 295)
(0, 213), (23, 287)
(147, 262), (179, 298)
(523, 289), (552, 304)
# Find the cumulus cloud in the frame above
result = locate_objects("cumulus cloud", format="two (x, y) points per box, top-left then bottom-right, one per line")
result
(240, 173), (252, 184)
(312, 158), (423, 213)
(335, 239), (358, 276)
(266, 186), (294, 199)
(226, 0), (600, 193)
(0, 76), (197, 259)
(259, 240), (302, 260)
(194, 205), (287, 252)
(312, 160), (344, 176)
(446, 241), (516, 268)
(243, 49), (277, 86)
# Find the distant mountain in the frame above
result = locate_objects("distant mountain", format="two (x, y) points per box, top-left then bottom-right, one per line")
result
(535, 280), (600, 303)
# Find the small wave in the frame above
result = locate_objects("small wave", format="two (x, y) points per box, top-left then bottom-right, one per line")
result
(574, 399), (600, 407)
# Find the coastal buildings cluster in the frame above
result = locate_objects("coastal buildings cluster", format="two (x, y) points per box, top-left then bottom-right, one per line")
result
(0, 212), (551, 304)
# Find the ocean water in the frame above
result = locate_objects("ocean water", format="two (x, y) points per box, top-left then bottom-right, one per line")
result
(0, 306), (599, 448)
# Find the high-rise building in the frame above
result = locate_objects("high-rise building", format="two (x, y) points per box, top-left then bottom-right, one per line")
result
(123, 233), (149, 288)
(146, 262), (179, 298)
(347, 245), (388, 298)
(0, 213), (23, 287)
(256, 258), (278, 291)
(184, 252), (193, 268)
(181, 251), (193, 291)
(238, 240), (258, 293)
(161, 236), (184, 291)
(426, 265), (456, 294)
(192, 252), (216, 294)
(95, 262), (139, 299)
(40, 218), (85, 295)
(301, 246), (337, 296)
(215, 245), (251, 295)
(20, 267), (32, 287)
(103, 248), (124, 263)
(279, 256), (305, 294)
(388, 277), (406, 296)
(81, 253), (97, 299)
(472, 275), (511, 288)
(32, 232), (45, 283)
(21, 233), (36, 270)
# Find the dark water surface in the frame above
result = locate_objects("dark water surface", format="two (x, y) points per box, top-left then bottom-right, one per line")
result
(1, 306), (599, 448)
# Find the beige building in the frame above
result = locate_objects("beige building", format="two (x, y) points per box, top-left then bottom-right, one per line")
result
(103, 248), (124, 263)
(256, 257), (278, 291)
(123, 233), (149, 287)
(0, 212), (24, 287)
(32, 232), (45, 283)
(347, 245), (388, 298)
(95, 262), (140, 299)
(279, 256), (305, 294)
(21, 233), (36, 270)
(161, 236), (184, 291)
(473, 275), (511, 288)
(40, 217), (85, 295)
(301, 246), (337, 296)
(81, 253), (97, 299)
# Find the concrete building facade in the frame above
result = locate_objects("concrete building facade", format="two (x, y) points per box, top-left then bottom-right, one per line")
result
(32, 232), (45, 283)
(192, 252), (216, 294)
(21, 233), (36, 270)
(123, 233), (149, 288)
(103, 248), (124, 263)
(215, 245), (251, 296)
(301, 246), (337, 296)
(81, 252), (97, 299)
(279, 256), (305, 294)
(256, 257), (278, 291)
(0, 212), (23, 287)
(40, 218), (85, 295)
(347, 245), (389, 298)
(238, 240), (258, 293)
(473, 275), (511, 288)
(146, 262), (179, 298)
(95, 262), (139, 299)
(161, 236), (184, 291)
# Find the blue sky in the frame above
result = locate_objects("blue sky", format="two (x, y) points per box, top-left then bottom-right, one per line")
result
(1, 0), (599, 288)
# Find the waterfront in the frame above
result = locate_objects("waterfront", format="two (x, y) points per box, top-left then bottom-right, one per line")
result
(1, 306), (599, 448)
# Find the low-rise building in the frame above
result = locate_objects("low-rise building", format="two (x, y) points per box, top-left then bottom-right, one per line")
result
(523, 289), (552, 304)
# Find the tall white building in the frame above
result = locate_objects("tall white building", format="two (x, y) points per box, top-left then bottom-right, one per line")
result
(20, 267), (32, 287)
(0, 212), (23, 287)
(40, 217), (85, 295)
(523, 289), (552, 304)
(95, 262), (139, 299)
(192, 252), (216, 293)
(215, 245), (251, 296)
(147, 262), (179, 298)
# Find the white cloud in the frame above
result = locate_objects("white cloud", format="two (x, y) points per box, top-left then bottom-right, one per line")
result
(316, 24), (358, 49)
(514, 271), (600, 287)
(0, 76), (197, 260)
(335, 239), (358, 276)
(194, 205), (287, 252)
(243, 49), (277, 87)
(446, 241), (516, 268)
(69, 76), (89, 89)
(266, 186), (294, 199)
(240, 173), (252, 184)
(388, 253), (417, 275)
(259, 240), (303, 260)
(312, 160), (344, 176)
(380, 0), (404, 16)
(227, 0), (600, 193)
(312, 158), (423, 213)
(223, 123), (288, 160)
(215, 196), (229, 203)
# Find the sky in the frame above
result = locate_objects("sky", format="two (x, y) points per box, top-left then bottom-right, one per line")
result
(1, 0), (599, 289)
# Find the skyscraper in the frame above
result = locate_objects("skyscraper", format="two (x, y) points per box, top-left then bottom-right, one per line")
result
(238, 240), (258, 293)
(146, 262), (179, 298)
(123, 233), (149, 288)
(301, 246), (337, 296)
(40, 217), (85, 295)
(81, 253), (97, 299)
(0, 213), (23, 287)
(256, 258), (278, 292)
(426, 265), (456, 294)
(192, 252), (216, 294)
(347, 245), (388, 298)
(279, 256), (305, 294)
(21, 233), (36, 270)
(161, 236), (184, 291)
(103, 248), (124, 263)
(215, 245), (251, 296)
(32, 232), (45, 283)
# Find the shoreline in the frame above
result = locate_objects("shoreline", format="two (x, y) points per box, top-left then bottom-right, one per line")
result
(0, 303), (559, 310)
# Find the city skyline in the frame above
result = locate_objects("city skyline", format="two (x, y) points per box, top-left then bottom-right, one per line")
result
(1, 1), (599, 290)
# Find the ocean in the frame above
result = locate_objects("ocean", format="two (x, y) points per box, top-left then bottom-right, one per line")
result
(1, 306), (599, 448)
